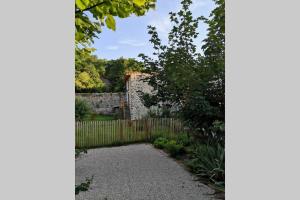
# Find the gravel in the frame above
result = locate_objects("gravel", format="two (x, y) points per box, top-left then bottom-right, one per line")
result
(76, 144), (216, 200)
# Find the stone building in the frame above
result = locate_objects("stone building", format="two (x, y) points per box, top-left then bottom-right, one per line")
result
(125, 72), (154, 120)
(76, 72), (158, 120)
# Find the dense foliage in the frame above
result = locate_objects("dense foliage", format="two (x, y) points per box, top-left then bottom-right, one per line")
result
(75, 97), (92, 121)
(153, 137), (184, 158)
(152, 132), (224, 191)
(141, 0), (225, 191)
(75, 48), (106, 92)
(139, 0), (225, 144)
(182, 0), (225, 143)
(187, 143), (225, 190)
(75, 54), (145, 93)
(105, 58), (145, 92)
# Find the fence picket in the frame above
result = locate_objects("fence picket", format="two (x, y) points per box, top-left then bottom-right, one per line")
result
(75, 118), (182, 148)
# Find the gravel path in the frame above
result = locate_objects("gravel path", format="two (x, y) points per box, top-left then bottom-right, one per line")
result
(76, 144), (216, 200)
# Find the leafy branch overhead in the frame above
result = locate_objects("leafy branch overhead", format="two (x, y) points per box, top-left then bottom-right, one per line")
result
(75, 0), (156, 45)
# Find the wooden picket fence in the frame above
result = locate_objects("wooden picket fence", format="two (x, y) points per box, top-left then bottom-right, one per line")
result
(75, 118), (183, 148)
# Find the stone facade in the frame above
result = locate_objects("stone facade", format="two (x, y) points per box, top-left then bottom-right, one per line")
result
(76, 93), (125, 115)
(125, 72), (154, 120)
(76, 72), (157, 120)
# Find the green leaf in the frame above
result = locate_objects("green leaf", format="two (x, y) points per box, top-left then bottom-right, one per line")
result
(76, 0), (86, 10)
(105, 15), (116, 31)
(133, 0), (146, 7)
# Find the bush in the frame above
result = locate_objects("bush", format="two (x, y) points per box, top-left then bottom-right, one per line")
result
(153, 137), (168, 149)
(187, 143), (225, 189)
(164, 140), (184, 157)
(75, 97), (91, 121)
(176, 133), (190, 146)
(181, 94), (225, 145)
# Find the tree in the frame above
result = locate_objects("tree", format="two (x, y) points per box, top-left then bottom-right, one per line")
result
(200, 0), (225, 115)
(75, 48), (106, 92)
(139, 0), (202, 107)
(104, 57), (145, 92)
(75, 0), (156, 45)
(75, 0), (156, 92)
(182, 0), (225, 142)
(139, 0), (225, 142)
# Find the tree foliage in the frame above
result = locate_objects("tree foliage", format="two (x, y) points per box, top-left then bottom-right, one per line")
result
(75, 48), (106, 92)
(104, 57), (145, 92)
(75, 97), (92, 121)
(75, 0), (156, 45)
(139, 0), (225, 142)
(75, 0), (156, 93)
(75, 49), (145, 93)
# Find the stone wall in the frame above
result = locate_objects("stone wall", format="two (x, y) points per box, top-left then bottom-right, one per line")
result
(126, 72), (154, 120)
(76, 93), (125, 115)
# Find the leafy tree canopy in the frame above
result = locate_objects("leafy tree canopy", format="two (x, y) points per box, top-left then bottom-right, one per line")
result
(104, 57), (145, 92)
(75, 0), (156, 45)
(139, 0), (225, 141)
(75, 48), (106, 92)
(75, 48), (144, 93)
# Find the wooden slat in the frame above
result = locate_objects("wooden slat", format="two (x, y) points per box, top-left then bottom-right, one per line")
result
(75, 118), (183, 148)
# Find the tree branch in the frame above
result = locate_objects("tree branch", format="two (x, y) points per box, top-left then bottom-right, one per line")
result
(75, 1), (106, 14)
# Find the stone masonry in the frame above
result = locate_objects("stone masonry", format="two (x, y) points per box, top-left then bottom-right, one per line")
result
(76, 93), (125, 115)
(76, 72), (155, 119)
(125, 72), (154, 120)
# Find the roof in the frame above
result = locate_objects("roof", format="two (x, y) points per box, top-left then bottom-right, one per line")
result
(124, 71), (150, 82)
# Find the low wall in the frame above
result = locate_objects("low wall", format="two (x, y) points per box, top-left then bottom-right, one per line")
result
(76, 93), (125, 115)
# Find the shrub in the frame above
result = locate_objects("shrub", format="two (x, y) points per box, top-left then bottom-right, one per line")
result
(187, 143), (225, 189)
(75, 97), (91, 121)
(165, 140), (184, 157)
(153, 137), (168, 149)
(176, 133), (190, 146)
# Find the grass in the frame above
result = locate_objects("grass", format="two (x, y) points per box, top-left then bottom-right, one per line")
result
(86, 114), (115, 121)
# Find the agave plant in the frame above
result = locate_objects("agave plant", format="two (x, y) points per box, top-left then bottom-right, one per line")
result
(187, 143), (225, 188)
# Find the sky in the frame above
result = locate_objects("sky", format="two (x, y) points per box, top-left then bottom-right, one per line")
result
(91, 0), (215, 60)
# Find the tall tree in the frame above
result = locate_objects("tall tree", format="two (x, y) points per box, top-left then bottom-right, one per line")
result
(105, 57), (145, 92)
(75, 48), (106, 92)
(139, 0), (225, 141)
(139, 0), (202, 107)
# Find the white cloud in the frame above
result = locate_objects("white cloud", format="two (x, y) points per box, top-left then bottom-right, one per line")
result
(190, 0), (207, 11)
(118, 39), (146, 47)
(148, 15), (171, 39)
(106, 45), (119, 50)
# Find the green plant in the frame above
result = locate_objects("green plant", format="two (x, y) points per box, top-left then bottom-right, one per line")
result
(187, 143), (225, 189)
(153, 137), (168, 149)
(75, 176), (93, 195)
(176, 133), (190, 146)
(75, 97), (91, 121)
(75, 0), (156, 45)
(75, 148), (87, 158)
(139, 0), (225, 143)
(75, 48), (106, 93)
(165, 140), (184, 157)
(104, 58), (145, 92)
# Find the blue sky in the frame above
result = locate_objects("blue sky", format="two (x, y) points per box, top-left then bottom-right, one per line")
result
(92, 0), (215, 60)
